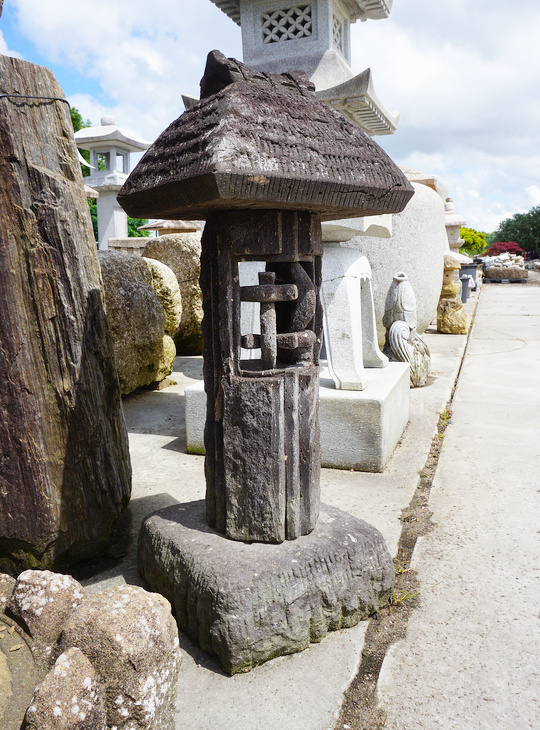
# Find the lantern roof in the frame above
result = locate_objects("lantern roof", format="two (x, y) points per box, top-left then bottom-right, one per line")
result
(317, 69), (398, 136)
(118, 52), (413, 222)
(137, 219), (202, 233)
(75, 116), (150, 153)
(210, 0), (393, 26)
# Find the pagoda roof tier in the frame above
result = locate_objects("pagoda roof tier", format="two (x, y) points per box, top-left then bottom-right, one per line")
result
(75, 117), (149, 152)
(210, 0), (393, 26)
(317, 69), (399, 136)
(119, 52), (412, 222)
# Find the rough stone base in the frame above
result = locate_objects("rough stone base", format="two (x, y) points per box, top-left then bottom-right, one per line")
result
(185, 362), (410, 471)
(138, 501), (394, 675)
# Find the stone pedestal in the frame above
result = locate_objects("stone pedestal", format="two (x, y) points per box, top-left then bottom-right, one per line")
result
(319, 363), (410, 472)
(138, 501), (394, 675)
(186, 362), (409, 472)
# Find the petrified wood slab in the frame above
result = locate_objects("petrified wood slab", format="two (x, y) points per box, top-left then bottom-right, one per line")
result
(118, 51), (414, 222)
(0, 56), (131, 572)
(138, 500), (395, 675)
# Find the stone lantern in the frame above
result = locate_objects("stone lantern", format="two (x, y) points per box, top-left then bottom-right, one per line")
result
(208, 0), (398, 135)
(75, 116), (149, 249)
(121, 51), (413, 673)
(444, 197), (471, 259)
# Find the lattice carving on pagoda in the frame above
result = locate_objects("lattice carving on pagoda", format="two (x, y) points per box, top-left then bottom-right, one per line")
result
(262, 5), (312, 44)
(332, 13), (345, 54)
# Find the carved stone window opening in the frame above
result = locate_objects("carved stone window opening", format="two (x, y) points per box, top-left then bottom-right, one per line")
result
(262, 5), (312, 44)
(239, 259), (318, 373)
(332, 14), (345, 54)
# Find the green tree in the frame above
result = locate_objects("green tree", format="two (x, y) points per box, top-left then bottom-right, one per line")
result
(491, 205), (540, 256)
(69, 106), (149, 241)
(460, 227), (488, 256)
(127, 218), (150, 237)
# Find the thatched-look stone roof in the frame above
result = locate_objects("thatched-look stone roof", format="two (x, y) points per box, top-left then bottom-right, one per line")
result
(118, 51), (413, 222)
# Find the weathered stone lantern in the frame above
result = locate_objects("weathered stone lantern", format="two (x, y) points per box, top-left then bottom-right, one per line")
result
(120, 51), (413, 673)
(75, 116), (149, 249)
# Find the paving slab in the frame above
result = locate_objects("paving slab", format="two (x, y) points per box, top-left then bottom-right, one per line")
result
(376, 282), (540, 729)
(79, 290), (480, 729)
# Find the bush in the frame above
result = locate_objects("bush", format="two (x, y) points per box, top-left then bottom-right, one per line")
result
(485, 241), (524, 256)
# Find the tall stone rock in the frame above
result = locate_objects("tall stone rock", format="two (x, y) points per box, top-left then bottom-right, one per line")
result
(0, 56), (131, 573)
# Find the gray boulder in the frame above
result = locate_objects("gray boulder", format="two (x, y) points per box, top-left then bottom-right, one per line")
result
(144, 233), (204, 354)
(7, 570), (86, 666)
(98, 251), (179, 394)
(0, 574), (15, 612)
(22, 647), (107, 730)
(144, 257), (182, 336)
(57, 585), (181, 730)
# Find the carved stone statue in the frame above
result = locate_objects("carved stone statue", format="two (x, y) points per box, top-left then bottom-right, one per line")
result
(383, 272), (431, 387)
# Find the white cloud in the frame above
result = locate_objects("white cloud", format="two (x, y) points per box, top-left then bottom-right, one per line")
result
(0, 30), (23, 58)
(525, 185), (540, 206)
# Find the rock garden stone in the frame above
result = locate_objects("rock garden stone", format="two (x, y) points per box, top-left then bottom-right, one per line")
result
(143, 232), (204, 354)
(0, 575), (15, 613)
(485, 265), (528, 281)
(7, 571), (86, 667)
(57, 585), (181, 730)
(144, 257), (182, 336)
(98, 251), (178, 394)
(0, 55), (132, 573)
(437, 298), (468, 334)
(1, 571), (179, 730)
(22, 647), (107, 730)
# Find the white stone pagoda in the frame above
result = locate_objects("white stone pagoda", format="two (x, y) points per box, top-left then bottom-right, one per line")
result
(209, 0), (398, 135)
(75, 116), (150, 249)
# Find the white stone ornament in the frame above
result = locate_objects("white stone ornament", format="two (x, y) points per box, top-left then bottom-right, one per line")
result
(321, 243), (387, 391)
(383, 272), (431, 388)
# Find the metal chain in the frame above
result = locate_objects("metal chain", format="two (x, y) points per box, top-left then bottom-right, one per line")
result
(0, 93), (70, 108)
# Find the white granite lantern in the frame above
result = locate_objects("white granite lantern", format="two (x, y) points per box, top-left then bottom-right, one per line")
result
(75, 116), (149, 249)
(209, 0), (398, 135)
(444, 198), (466, 254)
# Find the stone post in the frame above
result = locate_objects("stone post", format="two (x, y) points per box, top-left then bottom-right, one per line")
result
(201, 210), (323, 542)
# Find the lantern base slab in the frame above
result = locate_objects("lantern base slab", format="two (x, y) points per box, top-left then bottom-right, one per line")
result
(138, 500), (394, 675)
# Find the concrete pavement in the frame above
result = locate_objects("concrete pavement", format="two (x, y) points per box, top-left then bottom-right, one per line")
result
(80, 283), (501, 729)
(376, 282), (540, 729)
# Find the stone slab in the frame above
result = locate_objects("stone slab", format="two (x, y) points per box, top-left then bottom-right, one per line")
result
(138, 501), (394, 676)
(319, 363), (410, 472)
(186, 362), (409, 471)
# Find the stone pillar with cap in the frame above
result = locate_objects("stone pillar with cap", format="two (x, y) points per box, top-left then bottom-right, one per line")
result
(120, 51), (413, 673)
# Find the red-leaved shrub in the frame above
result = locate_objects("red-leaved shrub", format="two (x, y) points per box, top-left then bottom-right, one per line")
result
(486, 241), (524, 256)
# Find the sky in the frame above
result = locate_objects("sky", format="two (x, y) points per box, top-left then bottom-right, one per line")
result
(1, 0), (539, 234)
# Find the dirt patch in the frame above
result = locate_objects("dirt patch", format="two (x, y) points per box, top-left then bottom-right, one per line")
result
(334, 410), (451, 730)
